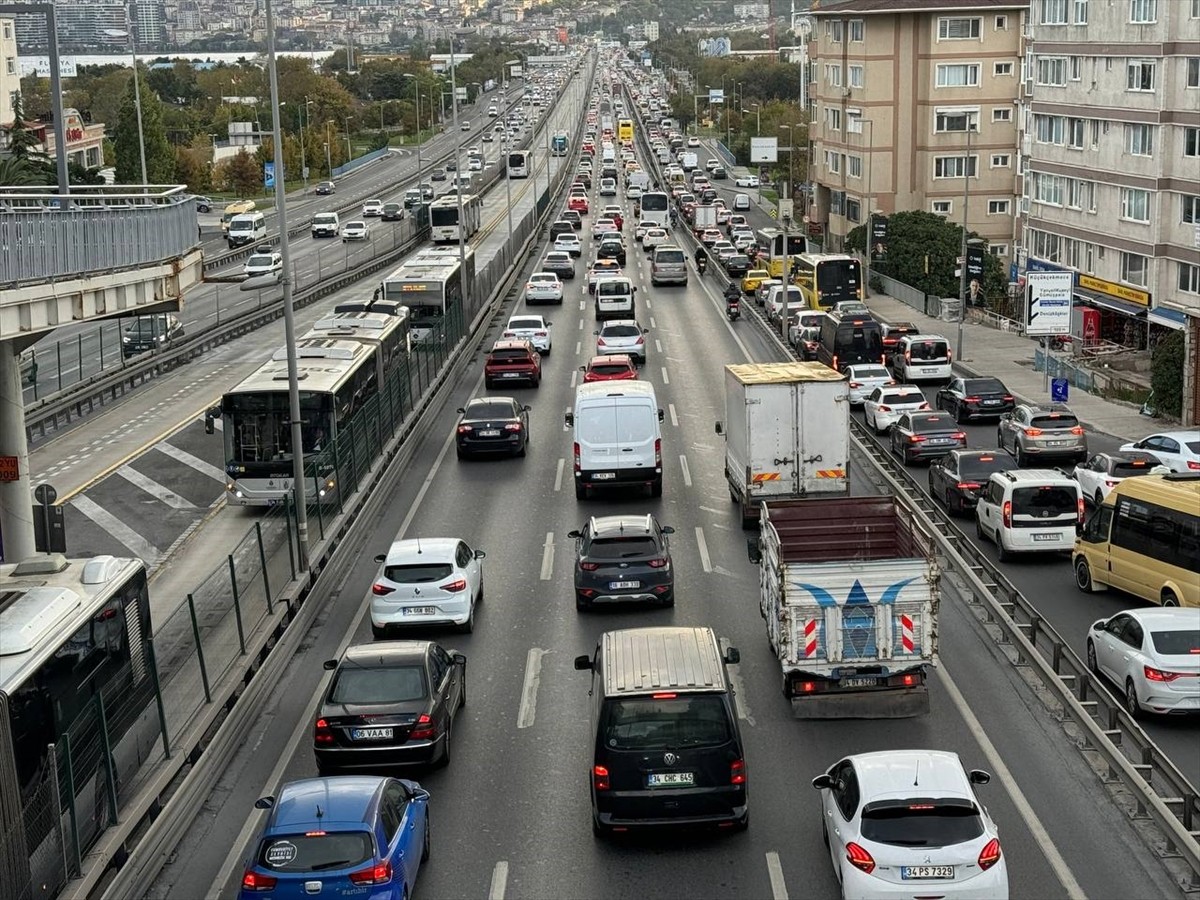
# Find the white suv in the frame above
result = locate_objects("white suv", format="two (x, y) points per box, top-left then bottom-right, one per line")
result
(975, 469), (1082, 561)
(891, 334), (953, 383)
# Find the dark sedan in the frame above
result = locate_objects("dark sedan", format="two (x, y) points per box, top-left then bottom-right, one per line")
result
(455, 396), (530, 459)
(430, 168), (447, 181)
(890, 411), (967, 465)
(928, 450), (1013, 515)
(122, 314), (185, 358)
(724, 253), (752, 277)
(569, 514), (675, 611)
(314, 640), (466, 773)
(595, 238), (627, 266)
(935, 376), (1016, 423)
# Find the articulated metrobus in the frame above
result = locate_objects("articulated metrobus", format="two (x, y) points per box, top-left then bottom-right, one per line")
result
(793, 253), (864, 310)
(429, 194), (483, 243)
(382, 246), (477, 345)
(617, 117), (634, 143)
(755, 227), (811, 278)
(507, 149), (531, 178)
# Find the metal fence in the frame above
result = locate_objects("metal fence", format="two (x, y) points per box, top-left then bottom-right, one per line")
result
(333, 146), (392, 178)
(873, 270), (935, 315)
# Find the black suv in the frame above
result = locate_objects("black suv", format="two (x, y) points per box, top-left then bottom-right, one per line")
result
(935, 376), (1015, 423)
(595, 237), (627, 266)
(574, 627), (747, 836)
(568, 514), (674, 610)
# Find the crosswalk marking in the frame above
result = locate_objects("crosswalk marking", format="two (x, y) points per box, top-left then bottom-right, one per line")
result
(117, 465), (197, 509)
(154, 441), (227, 483)
(70, 495), (160, 566)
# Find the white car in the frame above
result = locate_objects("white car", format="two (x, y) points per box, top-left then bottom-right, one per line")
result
(733, 193), (752, 210)
(687, 136), (700, 147)
(524, 271), (564, 304)
(641, 227), (668, 251)
(844, 364), (895, 405)
(554, 234), (582, 257)
(734, 175), (760, 188)
(863, 385), (930, 433)
(1087, 608), (1200, 717)
(242, 250), (283, 283)
(1071, 451), (1166, 505)
(504, 313), (552, 355)
(591, 219), (619, 239)
(342, 220), (370, 241)
(361, 199), (384, 217)
(1118, 431), (1200, 473)
(369, 537), (486, 636)
(812, 750), (1008, 899)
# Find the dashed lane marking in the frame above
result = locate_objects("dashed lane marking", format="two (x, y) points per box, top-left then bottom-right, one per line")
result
(695, 525), (711, 572)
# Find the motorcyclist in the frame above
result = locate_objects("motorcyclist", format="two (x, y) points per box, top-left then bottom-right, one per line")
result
(694, 245), (707, 267)
(724, 282), (741, 306)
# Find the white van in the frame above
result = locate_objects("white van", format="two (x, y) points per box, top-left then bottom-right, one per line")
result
(892, 334), (953, 383)
(226, 212), (267, 249)
(311, 212), (341, 239)
(595, 277), (636, 320)
(566, 381), (664, 499)
(976, 469), (1083, 560)
(763, 283), (805, 324)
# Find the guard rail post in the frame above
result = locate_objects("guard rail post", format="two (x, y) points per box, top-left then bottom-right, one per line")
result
(187, 593), (212, 704)
(256, 522), (273, 614)
(228, 556), (247, 656)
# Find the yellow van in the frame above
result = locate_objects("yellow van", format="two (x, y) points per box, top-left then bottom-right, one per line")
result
(1073, 473), (1200, 608)
(220, 199), (257, 234)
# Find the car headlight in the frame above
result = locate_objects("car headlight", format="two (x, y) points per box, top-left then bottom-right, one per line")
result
(122, 336), (131, 344)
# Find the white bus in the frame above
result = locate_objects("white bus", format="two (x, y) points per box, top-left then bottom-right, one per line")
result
(382, 246), (477, 344)
(639, 190), (670, 229)
(507, 150), (531, 178)
(429, 193), (483, 243)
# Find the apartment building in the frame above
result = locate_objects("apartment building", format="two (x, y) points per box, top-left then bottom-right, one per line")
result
(807, 0), (1026, 262)
(1018, 0), (1200, 423)
(1, 18), (16, 131)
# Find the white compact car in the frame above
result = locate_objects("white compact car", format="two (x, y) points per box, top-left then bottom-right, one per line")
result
(341, 220), (370, 241)
(504, 313), (553, 355)
(734, 175), (759, 187)
(554, 234), (582, 257)
(844, 364), (895, 406)
(1118, 431), (1200, 473)
(1087, 608), (1200, 717)
(1070, 451), (1165, 506)
(369, 537), (486, 636)
(524, 272), (564, 304)
(863, 385), (930, 433)
(641, 228), (668, 251)
(361, 198), (384, 217)
(242, 250), (283, 283)
(812, 750), (1008, 900)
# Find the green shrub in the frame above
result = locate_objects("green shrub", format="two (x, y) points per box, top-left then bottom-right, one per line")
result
(1149, 330), (1185, 419)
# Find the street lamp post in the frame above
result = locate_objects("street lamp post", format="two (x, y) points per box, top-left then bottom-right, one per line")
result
(447, 37), (470, 314)
(402, 75), (423, 195)
(324, 141), (331, 177)
(104, 17), (147, 185)
(779, 123), (797, 343)
(957, 121), (977, 361)
(860, 118), (874, 295)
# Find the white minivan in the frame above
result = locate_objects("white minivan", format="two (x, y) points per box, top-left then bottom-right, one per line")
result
(595, 277), (636, 320)
(975, 469), (1083, 560)
(226, 211), (267, 249)
(566, 381), (664, 499)
(892, 334), (953, 383)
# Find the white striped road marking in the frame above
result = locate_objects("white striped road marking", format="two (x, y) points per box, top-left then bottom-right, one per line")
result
(661, 366), (670, 385)
(575, 340), (581, 354)
(695, 526), (712, 572)
(70, 495), (160, 566)
(570, 368), (578, 388)
(669, 404), (679, 427)
(489, 861), (509, 900)
(154, 441), (227, 483)
(540, 532), (554, 580)
(579, 299), (586, 310)
(116, 465), (197, 509)
(765, 852), (788, 900)
(680, 454), (693, 487)
(578, 319), (584, 329)
(655, 339), (663, 353)
(554, 458), (565, 491)
(650, 316), (657, 328)
(645, 297), (652, 309)
(517, 648), (546, 728)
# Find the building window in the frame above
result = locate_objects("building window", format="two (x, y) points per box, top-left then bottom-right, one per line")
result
(1069, 56), (1083, 81)
(932, 200), (954, 215)
(849, 65), (864, 88)
(991, 153), (1011, 167)
(826, 64), (842, 87)
(828, 19), (844, 42)
(1126, 60), (1155, 91)
(829, 108), (842, 130)
(1193, 0), (1200, 17)
(1030, 229), (1064, 262)
(936, 63), (981, 87)
(846, 198), (862, 223)
(1068, 118), (1086, 148)
(1185, 127), (1200, 157)
(826, 151), (841, 174)
(830, 191), (845, 215)
(934, 155), (978, 178)
(1125, 123), (1155, 156)
(1035, 56), (1068, 86)
(1183, 195), (1200, 224)
(1066, 177), (1097, 212)
(1180, 263), (1200, 295)
(1064, 238), (1094, 271)
(1121, 252), (1149, 286)
(2, 23), (10, 39)
(1129, 0), (1157, 23)
(1187, 58), (1200, 89)
(1074, 0), (1089, 23)
(989, 243), (1010, 257)
(988, 199), (1011, 215)
(1033, 172), (1065, 205)
(1035, 114), (1067, 144)
(847, 155), (862, 178)
(1040, 0), (1069, 25)
(849, 19), (864, 41)
(4, 58), (13, 76)
(994, 62), (1014, 76)
(1120, 187), (1151, 222)
(938, 17), (982, 39)
(935, 109), (976, 132)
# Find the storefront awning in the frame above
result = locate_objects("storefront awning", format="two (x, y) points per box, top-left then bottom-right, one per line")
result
(1147, 306), (1188, 330)
(1074, 289), (1146, 317)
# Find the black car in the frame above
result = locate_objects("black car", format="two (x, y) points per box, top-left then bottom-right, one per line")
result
(549, 220), (575, 242)
(595, 238), (627, 266)
(382, 202), (405, 221)
(313, 640), (466, 773)
(430, 168), (447, 181)
(723, 253), (752, 277)
(569, 514), (675, 611)
(574, 172), (592, 190)
(315, 181), (336, 195)
(890, 411), (967, 465)
(455, 397), (530, 459)
(561, 209), (583, 229)
(935, 376), (1016, 423)
(122, 314), (185, 358)
(445, 159), (457, 172)
(928, 449), (1012, 515)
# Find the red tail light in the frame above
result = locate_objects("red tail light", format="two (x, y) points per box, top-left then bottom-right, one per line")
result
(1077, 497), (1086, 523)
(951, 432), (966, 440)
(654, 438), (662, 467)
(635, 336), (645, 344)
(1025, 427), (1043, 437)
(831, 355), (839, 370)
(573, 442), (581, 473)
(597, 336), (608, 347)
(242, 871), (278, 892)
(849, 382), (862, 388)
(580, 561), (600, 571)
(919, 402), (931, 410)
(456, 425), (473, 434)
(730, 758), (746, 785)
(1189, 460), (1200, 471)
(1144, 665), (1184, 683)
(947, 348), (953, 362)
(593, 765), (610, 790)
(439, 578), (467, 593)
(372, 583), (394, 596)
(978, 837), (1002, 871)
(956, 482), (981, 490)
(503, 330), (515, 337)
(877, 404), (891, 412)
(646, 557), (669, 568)
(1003, 394), (1014, 401)
(535, 331), (547, 337)
(909, 434), (926, 443)
(314, 718), (334, 746)
(904, 350), (912, 363)
(504, 423), (522, 432)
(410, 713), (438, 740)
(349, 861), (393, 885)
(845, 842), (876, 874)
(963, 396), (980, 403)
(1002, 500), (1012, 528)
(1070, 426), (1084, 435)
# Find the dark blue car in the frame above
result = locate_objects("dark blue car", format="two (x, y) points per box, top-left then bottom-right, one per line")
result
(239, 776), (429, 899)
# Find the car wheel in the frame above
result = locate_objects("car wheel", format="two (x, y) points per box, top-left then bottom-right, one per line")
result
(996, 429), (1006, 451)
(975, 516), (986, 542)
(733, 810), (749, 832)
(576, 595), (591, 612)
(1125, 679), (1142, 718)
(650, 478), (663, 498)
(422, 813), (431, 862)
(371, 624), (387, 640)
(955, 404), (967, 425)
(575, 482), (587, 500)
(592, 815), (608, 839)
(1161, 590), (1180, 608)
(945, 489), (957, 517)
(1086, 640), (1099, 675)
(456, 447), (467, 461)
(436, 717), (452, 768)
(1015, 445), (1027, 467)
(996, 535), (1011, 563)
(1074, 557), (1096, 592)
(458, 603), (474, 634)
(1094, 490), (1105, 508)
(517, 437), (527, 457)
(660, 593), (675, 608)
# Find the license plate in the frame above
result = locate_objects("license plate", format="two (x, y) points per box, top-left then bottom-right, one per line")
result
(610, 580), (640, 590)
(927, 438), (954, 445)
(983, 399), (1001, 405)
(591, 472), (615, 480)
(480, 429), (501, 437)
(921, 368), (939, 374)
(351, 727), (394, 741)
(1032, 533), (1061, 542)
(901, 866), (954, 880)
(842, 677), (878, 688)
(647, 772), (694, 787)
(1048, 440), (1069, 446)
(501, 372), (521, 378)
(403, 606), (438, 615)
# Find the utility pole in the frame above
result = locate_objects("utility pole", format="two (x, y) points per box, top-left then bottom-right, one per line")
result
(957, 122), (976, 361)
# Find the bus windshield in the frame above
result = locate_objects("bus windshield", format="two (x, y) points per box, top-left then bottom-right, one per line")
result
(816, 258), (863, 302)
(640, 192), (669, 213)
(223, 392), (333, 464)
(430, 205), (461, 226)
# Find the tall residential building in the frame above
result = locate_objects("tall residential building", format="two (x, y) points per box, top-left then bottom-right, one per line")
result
(1, 17), (17, 129)
(807, 0), (1025, 262)
(131, 0), (167, 46)
(1018, 0), (1200, 423)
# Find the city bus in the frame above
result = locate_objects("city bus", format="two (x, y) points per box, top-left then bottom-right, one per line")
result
(793, 252), (864, 310)
(429, 194), (483, 243)
(551, 132), (569, 156)
(617, 117), (634, 144)
(507, 149), (531, 178)
(0, 554), (160, 900)
(755, 227), (810, 278)
(382, 246), (477, 345)
(638, 190), (670, 229)
(1074, 473), (1200, 608)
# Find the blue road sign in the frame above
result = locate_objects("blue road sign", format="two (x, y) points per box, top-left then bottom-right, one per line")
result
(264, 162), (275, 189)
(1051, 377), (1069, 403)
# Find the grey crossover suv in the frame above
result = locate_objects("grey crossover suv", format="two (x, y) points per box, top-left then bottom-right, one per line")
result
(569, 514), (674, 610)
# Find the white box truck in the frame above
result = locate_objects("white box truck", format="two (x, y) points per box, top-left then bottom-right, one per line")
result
(749, 496), (940, 718)
(715, 362), (849, 529)
(679, 151), (699, 172)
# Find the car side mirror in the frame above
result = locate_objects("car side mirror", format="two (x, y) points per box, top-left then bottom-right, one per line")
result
(811, 774), (833, 791)
(567, 529), (582, 539)
(746, 538), (762, 564)
(968, 769), (992, 786)
(204, 407), (219, 435)
(374, 553), (386, 564)
(456, 407), (466, 414)
(574, 654), (593, 671)
(658, 409), (665, 422)
(715, 421), (723, 435)
(411, 787), (431, 802)
(451, 651), (467, 665)
(723, 647), (740, 665)
(474, 549), (487, 559)
(545, 321), (552, 326)
(564, 412), (574, 427)
(1092, 619), (1107, 631)
(592, 330), (600, 336)
(523, 405), (531, 412)
(323, 659), (338, 671)
(633, 286), (638, 293)
(642, 328), (649, 334)
(660, 525), (675, 535)
(254, 795), (276, 809)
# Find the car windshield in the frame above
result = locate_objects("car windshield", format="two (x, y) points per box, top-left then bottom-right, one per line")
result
(587, 535), (658, 559)
(313, 215), (336, 225)
(248, 255), (275, 266)
(329, 665), (427, 704)
(257, 832), (374, 874)
(853, 366), (890, 380)
(910, 415), (955, 433)
(591, 362), (631, 376)
(1150, 629), (1200, 655)
(125, 318), (170, 337)
(1031, 412), (1080, 430)
(602, 694), (732, 751)
(466, 401), (516, 419)
(861, 803), (984, 848)
(509, 318), (542, 330)
(909, 340), (948, 360)
(964, 378), (1006, 394)
(958, 454), (1009, 479)
(382, 562), (453, 583)
(1011, 485), (1078, 516)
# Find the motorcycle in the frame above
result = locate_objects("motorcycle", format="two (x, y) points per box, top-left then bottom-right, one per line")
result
(726, 299), (740, 321)
(696, 256), (708, 275)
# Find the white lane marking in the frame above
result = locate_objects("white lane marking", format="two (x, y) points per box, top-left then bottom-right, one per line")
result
(645, 297), (652, 309)
(154, 440), (227, 482)
(489, 861), (509, 900)
(680, 454), (693, 487)
(765, 851), (789, 900)
(650, 316), (657, 328)
(579, 299), (585, 310)
(70, 496), (161, 566)
(578, 319), (584, 330)
(655, 338), (663, 353)
(669, 403), (679, 427)
(554, 457), (565, 492)
(661, 366), (670, 385)
(570, 368), (578, 388)
(695, 525), (712, 572)
(517, 648), (546, 728)
(939, 667), (1087, 899)
(539, 532), (554, 580)
(116, 465), (197, 509)
(575, 340), (581, 354)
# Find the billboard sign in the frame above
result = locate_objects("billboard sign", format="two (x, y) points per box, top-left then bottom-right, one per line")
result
(708, 88), (725, 104)
(870, 215), (888, 261)
(1025, 271), (1073, 336)
(263, 162), (275, 190)
(749, 137), (777, 163)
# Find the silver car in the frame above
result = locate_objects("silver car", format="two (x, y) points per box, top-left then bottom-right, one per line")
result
(997, 404), (1088, 466)
(595, 319), (649, 365)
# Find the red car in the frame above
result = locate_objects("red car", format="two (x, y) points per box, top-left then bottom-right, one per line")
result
(582, 140), (595, 155)
(568, 194), (589, 214)
(484, 339), (541, 388)
(580, 354), (638, 383)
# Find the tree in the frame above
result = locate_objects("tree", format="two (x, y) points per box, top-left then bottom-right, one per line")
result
(5, 93), (42, 160)
(1149, 330), (1185, 419)
(113, 70), (176, 183)
(0, 156), (47, 186)
(174, 145), (211, 193)
(216, 149), (262, 197)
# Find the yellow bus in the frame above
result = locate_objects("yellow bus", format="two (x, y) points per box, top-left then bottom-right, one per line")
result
(617, 118), (634, 143)
(755, 227), (809, 278)
(793, 253), (864, 310)
(1073, 473), (1200, 608)
(220, 199), (256, 234)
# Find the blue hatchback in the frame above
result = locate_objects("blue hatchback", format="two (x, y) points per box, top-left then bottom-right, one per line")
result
(239, 776), (429, 899)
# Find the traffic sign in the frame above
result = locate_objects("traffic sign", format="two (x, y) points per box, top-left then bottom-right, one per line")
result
(1051, 378), (1069, 403)
(0, 456), (17, 482)
(1025, 271), (1073, 336)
